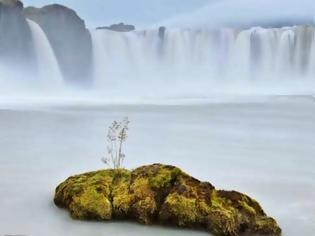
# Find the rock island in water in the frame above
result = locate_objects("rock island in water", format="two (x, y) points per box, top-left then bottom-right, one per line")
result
(54, 163), (281, 236)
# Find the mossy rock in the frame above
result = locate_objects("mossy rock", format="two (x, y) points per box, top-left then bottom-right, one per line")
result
(54, 164), (281, 236)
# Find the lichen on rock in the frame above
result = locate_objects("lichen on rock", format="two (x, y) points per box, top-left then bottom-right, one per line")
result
(54, 164), (281, 236)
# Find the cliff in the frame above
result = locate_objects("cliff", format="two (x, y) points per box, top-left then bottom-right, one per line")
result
(0, 0), (34, 67)
(24, 4), (92, 85)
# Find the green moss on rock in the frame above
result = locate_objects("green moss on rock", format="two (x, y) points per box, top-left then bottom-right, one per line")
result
(159, 193), (199, 227)
(69, 187), (112, 220)
(111, 169), (131, 218)
(54, 164), (281, 236)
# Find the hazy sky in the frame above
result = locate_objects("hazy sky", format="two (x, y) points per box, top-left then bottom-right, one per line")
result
(22, 0), (315, 29)
(165, 0), (315, 28)
(22, 0), (210, 28)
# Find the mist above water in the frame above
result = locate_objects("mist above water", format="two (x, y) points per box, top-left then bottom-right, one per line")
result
(89, 26), (315, 100)
(91, 26), (315, 97)
(2, 18), (315, 103)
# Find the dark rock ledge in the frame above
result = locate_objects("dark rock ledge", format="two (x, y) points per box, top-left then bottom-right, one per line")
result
(97, 22), (136, 32)
(54, 164), (281, 236)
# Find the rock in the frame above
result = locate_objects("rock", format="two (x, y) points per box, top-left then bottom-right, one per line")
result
(97, 22), (135, 32)
(158, 26), (166, 40)
(0, 0), (22, 8)
(54, 164), (281, 236)
(0, 0), (34, 67)
(24, 4), (92, 85)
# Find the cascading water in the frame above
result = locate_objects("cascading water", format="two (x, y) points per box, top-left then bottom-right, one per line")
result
(91, 26), (315, 96)
(27, 19), (63, 87)
(309, 32), (315, 76)
(2, 23), (315, 100)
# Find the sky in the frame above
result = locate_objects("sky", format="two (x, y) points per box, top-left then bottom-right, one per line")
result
(22, 0), (210, 28)
(22, 0), (315, 29)
(165, 0), (315, 28)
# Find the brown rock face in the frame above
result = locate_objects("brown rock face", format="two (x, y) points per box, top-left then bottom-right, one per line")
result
(24, 4), (92, 85)
(54, 164), (281, 236)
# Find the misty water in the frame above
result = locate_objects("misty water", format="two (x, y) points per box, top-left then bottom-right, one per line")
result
(3, 24), (315, 97)
(1, 5), (315, 236)
(0, 97), (314, 236)
(89, 26), (315, 96)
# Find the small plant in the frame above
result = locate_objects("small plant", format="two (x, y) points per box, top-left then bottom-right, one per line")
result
(102, 117), (130, 169)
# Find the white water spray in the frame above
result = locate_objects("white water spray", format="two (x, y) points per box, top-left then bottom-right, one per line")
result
(91, 26), (315, 96)
(27, 19), (63, 87)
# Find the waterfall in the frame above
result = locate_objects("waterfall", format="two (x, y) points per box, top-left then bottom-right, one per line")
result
(91, 26), (315, 95)
(27, 19), (63, 87)
(228, 29), (252, 80)
(308, 32), (315, 77)
(4, 24), (315, 97)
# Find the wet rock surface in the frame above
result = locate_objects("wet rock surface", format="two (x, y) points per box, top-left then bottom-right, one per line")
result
(0, 0), (34, 66)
